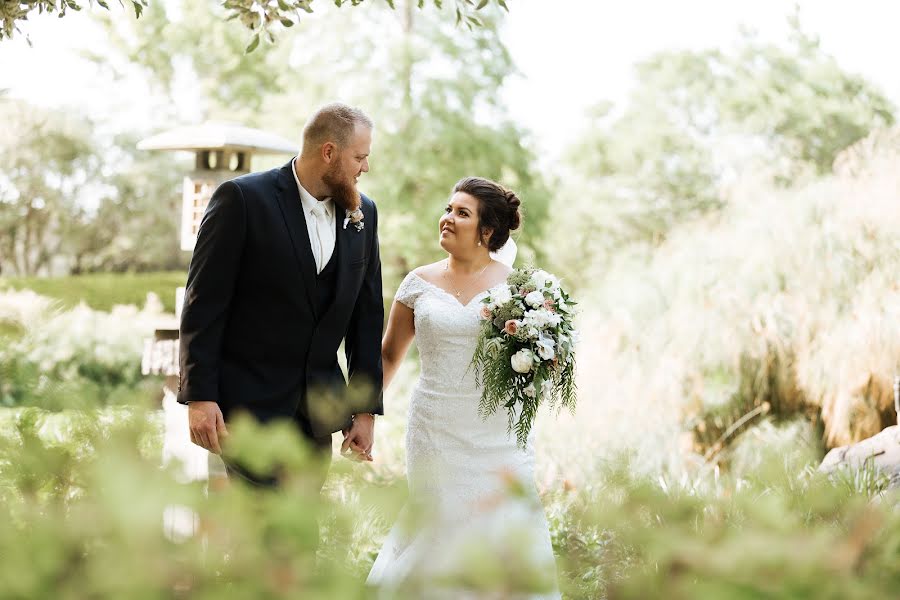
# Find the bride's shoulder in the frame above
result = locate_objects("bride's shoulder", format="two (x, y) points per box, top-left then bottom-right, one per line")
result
(410, 261), (444, 285)
(396, 263), (442, 308)
(489, 260), (514, 281)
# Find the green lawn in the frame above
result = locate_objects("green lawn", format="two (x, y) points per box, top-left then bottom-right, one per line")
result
(0, 272), (187, 313)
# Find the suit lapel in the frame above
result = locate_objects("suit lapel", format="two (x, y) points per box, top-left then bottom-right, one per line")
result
(274, 161), (319, 316)
(334, 209), (350, 294)
(323, 205), (361, 322)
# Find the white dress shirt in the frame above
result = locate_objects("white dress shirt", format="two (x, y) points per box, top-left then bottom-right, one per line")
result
(292, 158), (335, 274)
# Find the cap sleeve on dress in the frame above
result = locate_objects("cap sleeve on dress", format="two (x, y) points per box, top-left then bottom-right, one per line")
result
(394, 271), (427, 309)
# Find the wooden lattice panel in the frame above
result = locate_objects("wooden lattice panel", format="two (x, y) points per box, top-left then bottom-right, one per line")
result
(180, 177), (216, 251)
(141, 336), (180, 376)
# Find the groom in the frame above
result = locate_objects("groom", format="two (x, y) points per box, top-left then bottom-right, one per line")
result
(177, 103), (383, 485)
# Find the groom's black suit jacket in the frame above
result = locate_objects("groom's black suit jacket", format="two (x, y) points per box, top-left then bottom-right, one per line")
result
(177, 160), (384, 438)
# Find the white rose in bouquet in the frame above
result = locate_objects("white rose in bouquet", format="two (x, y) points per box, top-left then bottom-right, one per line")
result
(510, 348), (535, 373)
(492, 284), (513, 306)
(535, 335), (556, 360)
(524, 308), (562, 330)
(530, 269), (555, 289)
(524, 290), (545, 308)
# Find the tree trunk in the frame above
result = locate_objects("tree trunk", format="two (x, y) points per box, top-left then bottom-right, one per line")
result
(0, 227), (16, 275)
(22, 205), (34, 276)
(400, 0), (414, 116)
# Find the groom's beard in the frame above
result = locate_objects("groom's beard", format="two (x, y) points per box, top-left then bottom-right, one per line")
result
(322, 159), (361, 213)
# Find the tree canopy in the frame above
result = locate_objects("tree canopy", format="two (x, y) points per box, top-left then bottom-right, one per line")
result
(1, 0), (508, 49)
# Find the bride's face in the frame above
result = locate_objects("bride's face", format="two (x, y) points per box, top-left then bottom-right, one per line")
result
(439, 192), (483, 253)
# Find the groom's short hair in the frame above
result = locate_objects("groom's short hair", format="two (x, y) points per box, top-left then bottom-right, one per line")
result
(301, 103), (373, 154)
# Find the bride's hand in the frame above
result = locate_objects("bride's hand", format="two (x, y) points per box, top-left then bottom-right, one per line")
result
(341, 413), (375, 461)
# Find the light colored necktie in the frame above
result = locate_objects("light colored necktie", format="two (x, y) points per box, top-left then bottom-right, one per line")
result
(310, 202), (332, 274)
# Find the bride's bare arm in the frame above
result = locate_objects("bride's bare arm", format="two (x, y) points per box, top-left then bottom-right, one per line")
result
(381, 300), (415, 391)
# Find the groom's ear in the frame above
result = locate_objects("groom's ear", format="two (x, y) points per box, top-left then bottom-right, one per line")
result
(321, 141), (338, 163)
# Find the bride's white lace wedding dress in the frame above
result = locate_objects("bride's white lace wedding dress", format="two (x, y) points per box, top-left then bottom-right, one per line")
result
(367, 272), (560, 599)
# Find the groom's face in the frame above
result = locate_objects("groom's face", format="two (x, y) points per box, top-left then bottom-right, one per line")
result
(323, 124), (371, 212)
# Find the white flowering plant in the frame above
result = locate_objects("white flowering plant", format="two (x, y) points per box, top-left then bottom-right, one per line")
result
(471, 267), (577, 446)
(0, 289), (162, 409)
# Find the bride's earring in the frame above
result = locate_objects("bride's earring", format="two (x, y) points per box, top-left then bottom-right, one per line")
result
(478, 240), (482, 247)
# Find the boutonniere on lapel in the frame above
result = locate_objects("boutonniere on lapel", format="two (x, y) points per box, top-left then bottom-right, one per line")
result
(343, 208), (365, 232)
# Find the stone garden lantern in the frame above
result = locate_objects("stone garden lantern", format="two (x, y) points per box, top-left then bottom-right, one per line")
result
(138, 121), (297, 253)
(137, 122), (295, 484)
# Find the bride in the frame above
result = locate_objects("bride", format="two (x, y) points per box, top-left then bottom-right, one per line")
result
(366, 177), (560, 598)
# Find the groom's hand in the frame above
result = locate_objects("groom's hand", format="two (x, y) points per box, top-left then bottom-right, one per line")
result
(341, 413), (375, 462)
(188, 401), (229, 455)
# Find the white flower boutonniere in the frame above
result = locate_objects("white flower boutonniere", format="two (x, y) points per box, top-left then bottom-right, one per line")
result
(343, 208), (365, 232)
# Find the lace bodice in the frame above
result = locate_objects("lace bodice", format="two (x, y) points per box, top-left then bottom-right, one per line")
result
(394, 271), (487, 395)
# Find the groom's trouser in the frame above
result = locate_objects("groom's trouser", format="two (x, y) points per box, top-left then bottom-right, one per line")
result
(218, 416), (333, 491)
(202, 418), (333, 559)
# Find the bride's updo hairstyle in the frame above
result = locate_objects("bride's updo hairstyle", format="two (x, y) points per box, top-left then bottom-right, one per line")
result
(452, 177), (521, 252)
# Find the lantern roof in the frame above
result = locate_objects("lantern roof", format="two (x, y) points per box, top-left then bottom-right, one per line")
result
(137, 121), (296, 154)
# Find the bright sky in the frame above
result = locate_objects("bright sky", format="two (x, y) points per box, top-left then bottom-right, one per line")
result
(501, 0), (900, 161)
(2, 0), (899, 164)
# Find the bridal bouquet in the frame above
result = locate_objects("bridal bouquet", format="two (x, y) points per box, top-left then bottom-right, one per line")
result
(471, 267), (577, 446)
